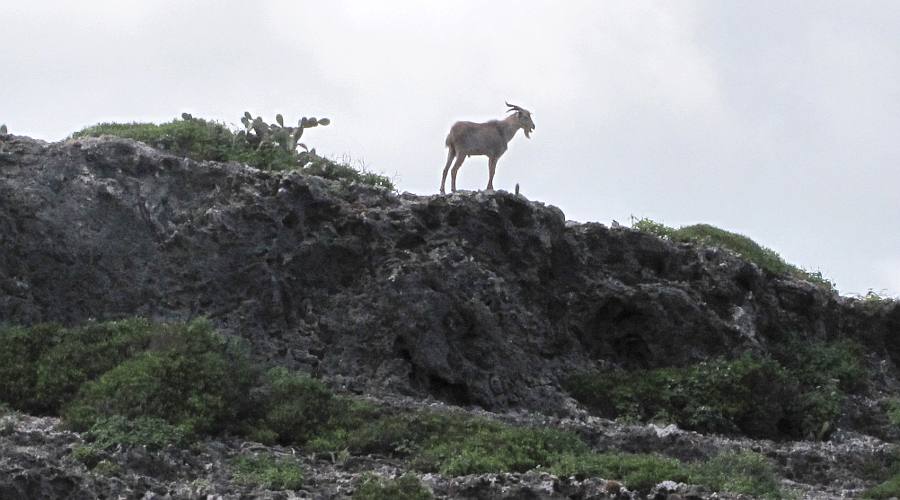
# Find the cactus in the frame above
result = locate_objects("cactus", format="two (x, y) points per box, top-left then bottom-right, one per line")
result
(235, 112), (330, 154)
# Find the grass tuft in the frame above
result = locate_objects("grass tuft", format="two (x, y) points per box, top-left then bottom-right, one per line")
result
(230, 454), (304, 491)
(631, 217), (834, 290)
(354, 474), (433, 500)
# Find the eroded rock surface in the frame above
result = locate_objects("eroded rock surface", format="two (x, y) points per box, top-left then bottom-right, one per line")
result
(2, 134), (899, 498)
(2, 135), (898, 415)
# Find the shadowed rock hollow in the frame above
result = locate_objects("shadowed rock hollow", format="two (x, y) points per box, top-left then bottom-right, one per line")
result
(1, 134), (898, 418)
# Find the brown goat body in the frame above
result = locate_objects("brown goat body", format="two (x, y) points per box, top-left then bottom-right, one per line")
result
(440, 102), (534, 194)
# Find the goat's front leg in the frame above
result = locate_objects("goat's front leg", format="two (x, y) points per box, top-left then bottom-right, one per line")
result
(486, 157), (498, 191)
(440, 148), (455, 194)
(450, 155), (466, 193)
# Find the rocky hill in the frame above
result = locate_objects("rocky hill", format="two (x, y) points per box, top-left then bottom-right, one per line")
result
(1, 132), (899, 499)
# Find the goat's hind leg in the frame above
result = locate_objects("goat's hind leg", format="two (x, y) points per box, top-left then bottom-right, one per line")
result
(450, 154), (466, 193)
(440, 147), (455, 194)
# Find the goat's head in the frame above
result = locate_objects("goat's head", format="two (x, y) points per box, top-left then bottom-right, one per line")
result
(506, 102), (535, 138)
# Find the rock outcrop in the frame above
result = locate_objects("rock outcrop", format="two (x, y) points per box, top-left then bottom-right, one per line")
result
(2, 133), (899, 498)
(2, 134), (898, 414)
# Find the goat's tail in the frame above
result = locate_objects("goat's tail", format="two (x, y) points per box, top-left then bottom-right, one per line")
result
(445, 134), (452, 148)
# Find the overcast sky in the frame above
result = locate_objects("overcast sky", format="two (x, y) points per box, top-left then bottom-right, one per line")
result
(3, 1), (899, 296)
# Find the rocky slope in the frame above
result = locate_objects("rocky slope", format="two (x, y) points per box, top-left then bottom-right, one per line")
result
(1, 133), (899, 498)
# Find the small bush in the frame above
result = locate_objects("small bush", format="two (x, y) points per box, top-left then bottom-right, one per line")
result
(886, 399), (900, 427)
(248, 367), (339, 445)
(34, 319), (158, 413)
(772, 338), (867, 393)
(421, 424), (587, 476)
(565, 354), (800, 438)
(85, 415), (191, 451)
(0, 323), (60, 411)
(302, 157), (394, 190)
(630, 217), (834, 289)
(551, 452), (689, 492)
(354, 474), (433, 500)
(864, 474), (900, 499)
(231, 454), (304, 491)
(0, 319), (186, 414)
(689, 452), (782, 499)
(71, 444), (103, 468)
(63, 319), (257, 435)
(73, 119), (240, 164)
(92, 460), (122, 477)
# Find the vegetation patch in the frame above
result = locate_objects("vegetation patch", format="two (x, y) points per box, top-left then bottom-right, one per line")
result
(72, 113), (394, 189)
(689, 452), (782, 499)
(417, 421), (587, 476)
(885, 399), (900, 427)
(62, 319), (256, 436)
(248, 366), (340, 445)
(565, 342), (866, 441)
(354, 474), (433, 500)
(631, 217), (834, 289)
(1, 318), (786, 497)
(865, 474), (900, 499)
(230, 454), (304, 491)
(84, 416), (191, 451)
(551, 452), (689, 492)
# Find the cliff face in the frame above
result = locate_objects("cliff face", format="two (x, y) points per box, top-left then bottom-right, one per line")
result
(1, 134), (898, 416)
(4, 133), (900, 499)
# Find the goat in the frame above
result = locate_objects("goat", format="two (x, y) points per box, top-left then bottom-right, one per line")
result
(440, 102), (535, 194)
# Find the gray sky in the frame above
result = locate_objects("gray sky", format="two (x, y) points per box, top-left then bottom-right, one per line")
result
(3, 1), (899, 296)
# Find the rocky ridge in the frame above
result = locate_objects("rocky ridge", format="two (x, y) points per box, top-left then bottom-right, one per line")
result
(1, 133), (899, 498)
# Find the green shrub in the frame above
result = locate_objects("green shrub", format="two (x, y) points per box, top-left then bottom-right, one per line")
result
(630, 217), (834, 289)
(886, 399), (900, 427)
(302, 157), (395, 190)
(85, 415), (191, 451)
(249, 367), (339, 445)
(34, 319), (159, 413)
(631, 217), (675, 239)
(772, 338), (868, 439)
(72, 114), (394, 189)
(74, 118), (239, 163)
(420, 424), (587, 476)
(550, 450), (781, 496)
(772, 338), (867, 393)
(551, 452), (690, 492)
(864, 474), (900, 499)
(231, 454), (304, 491)
(71, 444), (103, 468)
(92, 460), (122, 477)
(565, 354), (801, 438)
(306, 400), (409, 455)
(63, 319), (256, 435)
(0, 319), (189, 414)
(0, 323), (60, 411)
(354, 474), (433, 500)
(689, 452), (782, 499)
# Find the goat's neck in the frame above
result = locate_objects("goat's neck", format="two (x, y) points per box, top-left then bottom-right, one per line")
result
(497, 115), (521, 143)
